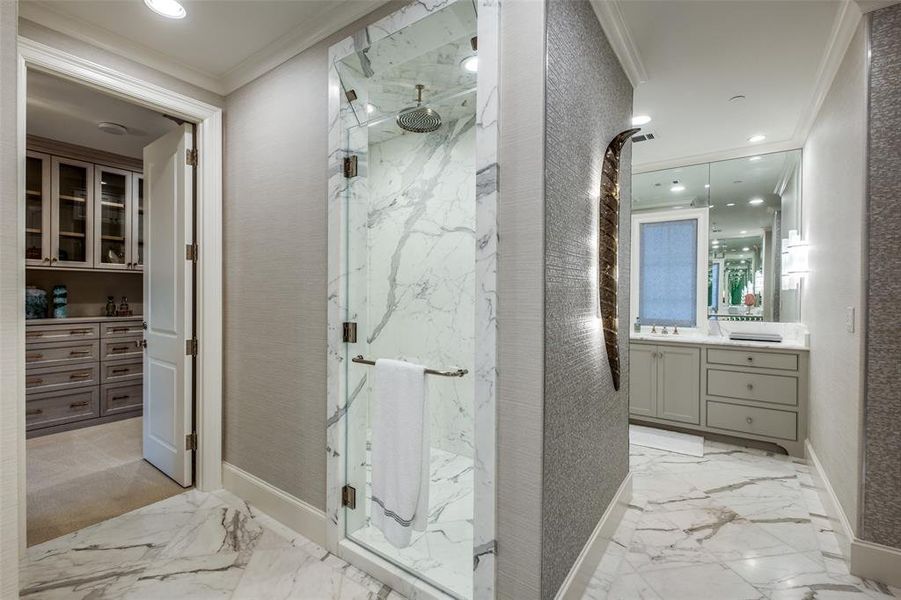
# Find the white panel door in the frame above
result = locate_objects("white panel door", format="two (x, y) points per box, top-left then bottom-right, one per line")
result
(142, 125), (193, 487)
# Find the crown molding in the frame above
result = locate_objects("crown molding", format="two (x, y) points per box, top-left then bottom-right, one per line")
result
(19, 1), (225, 95)
(590, 0), (648, 87)
(792, 0), (862, 144)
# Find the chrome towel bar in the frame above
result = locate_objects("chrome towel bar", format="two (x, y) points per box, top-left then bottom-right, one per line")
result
(351, 355), (468, 378)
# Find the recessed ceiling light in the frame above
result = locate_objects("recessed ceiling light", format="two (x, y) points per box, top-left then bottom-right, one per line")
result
(712, 240), (720, 245)
(704, 184), (710, 188)
(670, 185), (685, 192)
(749, 198), (764, 205)
(742, 247), (750, 251)
(461, 56), (478, 73)
(726, 203), (736, 207)
(632, 115), (652, 126)
(144, 0), (186, 19)
(749, 156), (762, 161)
(740, 230), (748, 234)
(748, 134), (766, 143)
(672, 206), (683, 210)
(366, 103), (377, 114)
(97, 122), (128, 136)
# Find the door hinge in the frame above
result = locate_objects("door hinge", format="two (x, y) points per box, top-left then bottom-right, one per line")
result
(185, 432), (197, 451)
(342, 484), (357, 509)
(344, 88), (358, 103)
(343, 155), (358, 178)
(186, 148), (198, 167)
(342, 322), (358, 343)
(185, 338), (198, 357)
(186, 243), (198, 262)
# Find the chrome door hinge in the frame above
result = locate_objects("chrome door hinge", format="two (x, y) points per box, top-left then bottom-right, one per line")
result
(186, 243), (198, 262)
(343, 155), (358, 178)
(341, 484), (357, 509)
(342, 322), (358, 343)
(186, 148), (198, 167)
(186, 338), (198, 357)
(185, 432), (197, 451)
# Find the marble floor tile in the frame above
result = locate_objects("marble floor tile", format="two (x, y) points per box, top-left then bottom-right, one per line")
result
(584, 434), (899, 600)
(20, 489), (401, 600)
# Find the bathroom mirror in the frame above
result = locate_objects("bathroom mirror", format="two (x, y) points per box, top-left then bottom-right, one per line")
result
(632, 149), (802, 323)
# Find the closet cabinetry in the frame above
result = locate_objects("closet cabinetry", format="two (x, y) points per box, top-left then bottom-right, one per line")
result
(24, 139), (143, 272)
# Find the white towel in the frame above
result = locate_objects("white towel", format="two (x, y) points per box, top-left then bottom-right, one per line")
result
(370, 358), (430, 548)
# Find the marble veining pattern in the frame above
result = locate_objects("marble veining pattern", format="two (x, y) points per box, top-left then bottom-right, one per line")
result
(19, 489), (404, 600)
(582, 437), (901, 600)
(327, 0), (498, 598)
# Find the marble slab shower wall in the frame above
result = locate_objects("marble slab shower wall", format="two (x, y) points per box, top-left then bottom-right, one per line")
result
(366, 119), (477, 459)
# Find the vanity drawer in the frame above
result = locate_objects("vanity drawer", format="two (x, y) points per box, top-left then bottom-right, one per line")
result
(26, 364), (98, 393)
(707, 400), (797, 441)
(101, 321), (144, 338)
(25, 323), (99, 342)
(101, 358), (142, 383)
(707, 348), (798, 371)
(101, 383), (143, 416)
(101, 337), (142, 361)
(708, 369), (798, 406)
(26, 387), (100, 431)
(25, 340), (98, 367)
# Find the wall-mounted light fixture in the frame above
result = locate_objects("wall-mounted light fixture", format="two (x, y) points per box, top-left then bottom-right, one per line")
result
(781, 229), (808, 290)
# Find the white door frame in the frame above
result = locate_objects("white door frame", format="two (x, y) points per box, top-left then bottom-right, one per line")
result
(8, 38), (223, 558)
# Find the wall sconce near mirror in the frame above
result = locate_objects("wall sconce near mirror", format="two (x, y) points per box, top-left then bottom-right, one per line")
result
(781, 229), (808, 290)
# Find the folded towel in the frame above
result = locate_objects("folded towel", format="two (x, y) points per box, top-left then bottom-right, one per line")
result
(370, 358), (430, 548)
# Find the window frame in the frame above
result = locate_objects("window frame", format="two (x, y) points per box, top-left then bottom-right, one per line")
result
(630, 208), (709, 331)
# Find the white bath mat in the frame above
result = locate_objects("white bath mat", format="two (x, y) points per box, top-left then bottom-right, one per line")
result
(629, 424), (704, 457)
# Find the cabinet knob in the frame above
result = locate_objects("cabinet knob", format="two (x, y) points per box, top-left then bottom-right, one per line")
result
(746, 383), (754, 391)
(49, 257), (58, 264)
(747, 356), (754, 362)
(746, 417), (753, 424)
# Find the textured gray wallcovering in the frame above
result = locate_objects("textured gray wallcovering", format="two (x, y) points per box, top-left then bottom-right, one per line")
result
(863, 3), (901, 549)
(542, 0), (633, 596)
(222, 3), (399, 509)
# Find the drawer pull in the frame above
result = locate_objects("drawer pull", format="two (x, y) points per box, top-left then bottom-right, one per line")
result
(110, 346), (130, 354)
(26, 409), (43, 416)
(112, 368), (131, 374)
(111, 395), (130, 401)
(26, 331), (44, 338)
(26, 353), (44, 360)
(69, 400), (90, 409)
(26, 378), (43, 386)
(69, 372), (92, 380)
(69, 350), (91, 356)
(70, 329), (93, 335)
(746, 417), (754, 424)
(109, 327), (135, 333)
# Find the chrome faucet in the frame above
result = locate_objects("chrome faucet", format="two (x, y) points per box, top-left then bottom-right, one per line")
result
(651, 324), (657, 334)
(662, 325), (669, 335)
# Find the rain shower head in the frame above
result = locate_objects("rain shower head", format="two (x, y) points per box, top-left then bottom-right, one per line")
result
(396, 84), (442, 133)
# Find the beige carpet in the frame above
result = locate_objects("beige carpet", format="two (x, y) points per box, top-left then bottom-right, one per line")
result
(27, 417), (186, 546)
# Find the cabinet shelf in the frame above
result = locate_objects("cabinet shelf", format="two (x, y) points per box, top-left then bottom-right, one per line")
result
(26, 228), (42, 234)
(59, 194), (86, 203)
(26, 190), (42, 196)
(101, 201), (125, 208)
(101, 235), (126, 242)
(59, 231), (86, 238)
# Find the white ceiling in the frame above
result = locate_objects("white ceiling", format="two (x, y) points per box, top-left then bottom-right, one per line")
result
(593, 0), (857, 171)
(20, 0), (391, 95)
(27, 70), (178, 158)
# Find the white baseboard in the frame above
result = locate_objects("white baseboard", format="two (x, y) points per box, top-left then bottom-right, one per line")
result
(554, 472), (633, 600)
(222, 461), (327, 547)
(805, 440), (901, 588)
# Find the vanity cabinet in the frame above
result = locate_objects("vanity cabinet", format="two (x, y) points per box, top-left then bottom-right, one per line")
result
(25, 318), (143, 437)
(629, 339), (809, 456)
(629, 343), (701, 424)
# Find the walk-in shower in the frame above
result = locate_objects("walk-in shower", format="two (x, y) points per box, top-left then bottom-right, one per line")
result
(326, 1), (497, 598)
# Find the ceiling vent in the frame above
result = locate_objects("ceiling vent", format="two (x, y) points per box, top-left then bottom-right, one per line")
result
(632, 131), (656, 143)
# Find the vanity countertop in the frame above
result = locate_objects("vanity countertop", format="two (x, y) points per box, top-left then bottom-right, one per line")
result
(630, 331), (809, 351)
(26, 315), (143, 325)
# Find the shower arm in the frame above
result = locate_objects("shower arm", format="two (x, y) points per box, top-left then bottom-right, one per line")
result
(351, 355), (468, 378)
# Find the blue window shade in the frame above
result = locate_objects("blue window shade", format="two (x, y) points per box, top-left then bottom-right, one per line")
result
(639, 219), (698, 327)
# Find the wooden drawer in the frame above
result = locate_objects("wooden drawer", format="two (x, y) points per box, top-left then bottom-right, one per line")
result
(707, 400), (797, 441)
(101, 321), (144, 338)
(707, 348), (798, 371)
(101, 382), (142, 416)
(26, 363), (98, 393)
(101, 358), (142, 383)
(707, 369), (798, 406)
(26, 387), (99, 431)
(25, 340), (98, 367)
(101, 337), (142, 361)
(25, 323), (99, 342)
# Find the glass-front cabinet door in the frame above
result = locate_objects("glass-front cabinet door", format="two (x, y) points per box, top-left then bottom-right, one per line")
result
(131, 174), (144, 270)
(25, 152), (51, 267)
(51, 157), (94, 268)
(94, 166), (132, 270)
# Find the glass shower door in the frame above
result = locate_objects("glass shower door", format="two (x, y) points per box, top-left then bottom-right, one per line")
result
(338, 2), (478, 598)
